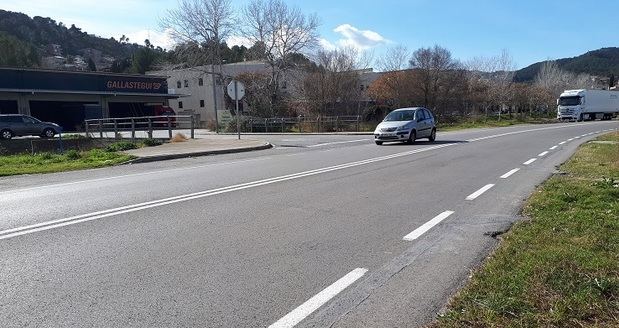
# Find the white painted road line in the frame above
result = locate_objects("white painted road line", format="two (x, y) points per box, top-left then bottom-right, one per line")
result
(549, 146), (558, 150)
(500, 168), (520, 179)
(0, 143), (457, 240)
(523, 158), (537, 165)
(559, 141), (566, 145)
(307, 139), (369, 148)
(403, 211), (455, 241)
(465, 184), (495, 201)
(269, 268), (368, 328)
(538, 151), (549, 157)
(464, 122), (593, 142)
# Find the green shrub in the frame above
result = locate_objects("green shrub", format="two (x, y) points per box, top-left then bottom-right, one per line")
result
(142, 138), (163, 147)
(40, 152), (54, 160)
(64, 149), (81, 160)
(105, 141), (138, 152)
(62, 134), (90, 140)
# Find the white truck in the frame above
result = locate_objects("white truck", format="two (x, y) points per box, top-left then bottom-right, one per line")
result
(557, 89), (619, 121)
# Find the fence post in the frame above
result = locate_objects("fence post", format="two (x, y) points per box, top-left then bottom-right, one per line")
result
(131, 118), (136, 141)
(148, 118), (153, 139)
(335, 116), (339, 132)
(167, 116), (172, 139)
(84, 120), (89, 138)
(298, 116), (302, 133)
(250, 118), (253, 133)
(113, 119), (119, 139)
(356, 115), (360, 132)
(99, 120), (103, 139)
(190, 115), (195, 139)
(281, 118), (284, 133)
(265, 118), (268, 133)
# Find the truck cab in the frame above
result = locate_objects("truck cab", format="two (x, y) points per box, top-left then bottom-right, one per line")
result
(557, 90), (585, 121)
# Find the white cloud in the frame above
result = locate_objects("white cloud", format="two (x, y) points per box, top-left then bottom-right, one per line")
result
(332, 24), (389, 50)
(126, 28), (176, 50)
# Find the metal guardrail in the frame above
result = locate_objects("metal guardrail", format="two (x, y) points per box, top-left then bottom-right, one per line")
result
(84, 115), (195, 139)
(247, 115), (361, 132)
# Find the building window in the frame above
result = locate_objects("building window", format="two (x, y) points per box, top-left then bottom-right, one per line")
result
(184, 80), (189, 87)
(200, 100), (205, 107)
(198, 78), (203, 86)
(177, 81), (181, 88)
(178, 101), (183, 109)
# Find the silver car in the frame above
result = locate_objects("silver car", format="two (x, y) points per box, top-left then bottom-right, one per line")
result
(0, 114), (61, 140)
(373, 107), (436, 145)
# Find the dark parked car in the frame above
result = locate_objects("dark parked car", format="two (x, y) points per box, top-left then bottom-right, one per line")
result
(0, 114), (61, 140)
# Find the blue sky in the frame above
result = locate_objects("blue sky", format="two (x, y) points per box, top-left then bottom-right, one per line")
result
(3, 0), (617, 69)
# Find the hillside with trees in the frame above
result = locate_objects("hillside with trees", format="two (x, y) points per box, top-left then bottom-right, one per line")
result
(513, 47), (619, 82)
(0, 9), (259, 73)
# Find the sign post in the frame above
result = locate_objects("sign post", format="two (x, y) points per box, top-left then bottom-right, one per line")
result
(227, 80), (245, 140)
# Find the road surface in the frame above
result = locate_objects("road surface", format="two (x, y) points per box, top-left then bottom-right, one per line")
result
(0, 121), (617, 327)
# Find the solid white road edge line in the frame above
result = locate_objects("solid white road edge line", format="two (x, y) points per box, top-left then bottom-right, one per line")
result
(0, 144), (457, 240)
(500, 168), (520, 179)
(538, 151), (549, 157)
(549, 146), (558, 150)
(464, 122), (594, 142)
(523, 158), (537, 165)
(403, 211), (455, 241)
(465, 184), (495, 201)
(268, 268), (368, 328)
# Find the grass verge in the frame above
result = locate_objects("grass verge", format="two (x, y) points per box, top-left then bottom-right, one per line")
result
(0, 149), (134, 176)
(434, 131), (619, 327)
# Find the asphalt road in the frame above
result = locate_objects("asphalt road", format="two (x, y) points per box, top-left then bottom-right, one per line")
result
(1, 121), (617, 327)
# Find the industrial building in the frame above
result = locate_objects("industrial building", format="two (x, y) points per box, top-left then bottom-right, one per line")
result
(0, 67), (182, 131)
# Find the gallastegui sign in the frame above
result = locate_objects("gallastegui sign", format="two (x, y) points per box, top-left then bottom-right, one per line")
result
(105, 80), (164, 92)
(0, 68), (168, 94)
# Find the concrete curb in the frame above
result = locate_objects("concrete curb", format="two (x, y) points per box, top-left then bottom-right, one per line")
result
(125, 142), (273, 164)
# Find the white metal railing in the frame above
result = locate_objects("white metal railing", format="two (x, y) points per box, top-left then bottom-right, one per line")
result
(84, 115), (195, 139)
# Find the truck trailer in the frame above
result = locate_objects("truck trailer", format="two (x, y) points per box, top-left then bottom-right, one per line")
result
(557, 89), (619, 121)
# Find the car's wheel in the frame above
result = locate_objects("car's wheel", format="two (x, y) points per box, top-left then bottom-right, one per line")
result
(406, 130), (416, 145)
(577, 113), (584, 122)
(375, 141), (383, 145)
(1, 129), (13, 140)
(42, 128), (56, 138)
(428, 128), (436, 142)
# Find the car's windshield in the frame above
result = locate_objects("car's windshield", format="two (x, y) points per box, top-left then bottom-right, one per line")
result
(384, 110), (415, 122)
(558, 96), (581, 106)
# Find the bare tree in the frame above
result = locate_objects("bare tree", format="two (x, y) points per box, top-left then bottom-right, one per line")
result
(302, 47), (361, 116)
(161, 0), (234, 66)
(377, 46), (409, 72)
(410, 45), (459, 110)
(465, 50), (516, 118)
(243, 0), (319, 115)
(535, 60), (593, 106)
(160, 0), (235, 130)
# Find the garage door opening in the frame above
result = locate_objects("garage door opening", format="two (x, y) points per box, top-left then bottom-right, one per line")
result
(30, 101), (99, 131)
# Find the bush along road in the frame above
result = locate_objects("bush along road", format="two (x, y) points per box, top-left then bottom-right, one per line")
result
(435, 131), (619, 327)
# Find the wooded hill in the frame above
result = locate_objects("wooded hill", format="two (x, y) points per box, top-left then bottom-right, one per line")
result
(514, 47), (619, 82)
